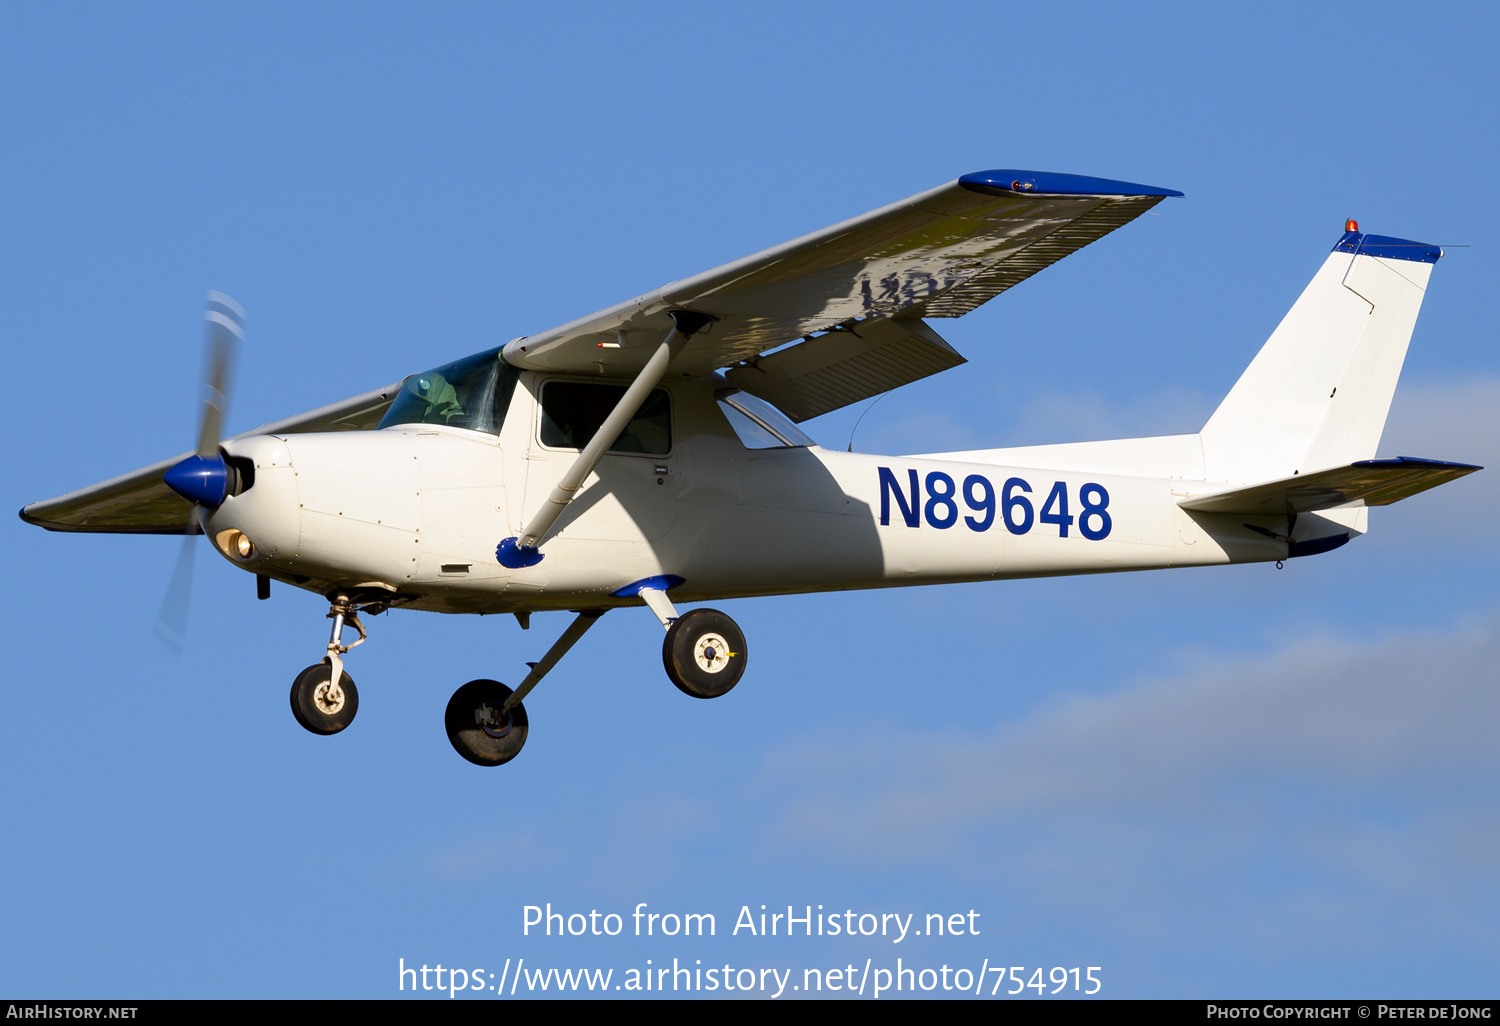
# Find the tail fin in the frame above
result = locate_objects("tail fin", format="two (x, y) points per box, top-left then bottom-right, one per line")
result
(1199, 227), (1441, 485)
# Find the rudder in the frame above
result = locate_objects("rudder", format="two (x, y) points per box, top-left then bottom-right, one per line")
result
(1199, 227), (1441, 485)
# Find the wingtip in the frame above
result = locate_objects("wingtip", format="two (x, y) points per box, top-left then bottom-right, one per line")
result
(959, 169), (1184, 198)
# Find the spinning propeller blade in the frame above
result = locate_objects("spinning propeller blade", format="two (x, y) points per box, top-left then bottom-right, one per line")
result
(197, 292), (243, 458)
(154, 292), (244, 656)
(152, 528), (198, 657)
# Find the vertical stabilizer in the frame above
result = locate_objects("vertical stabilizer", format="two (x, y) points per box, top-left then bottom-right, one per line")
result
(1199, 229), (1440, 484)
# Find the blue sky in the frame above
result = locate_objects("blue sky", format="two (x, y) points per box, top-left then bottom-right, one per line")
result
(2, 1), (1497, 999)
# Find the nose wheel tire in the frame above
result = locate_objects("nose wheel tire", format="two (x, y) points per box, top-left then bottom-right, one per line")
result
(445, 679), (529, 766)
(290, 663), (359, 735)
(663, 608), (747, 699)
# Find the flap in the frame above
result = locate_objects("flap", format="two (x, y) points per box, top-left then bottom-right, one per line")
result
(724, 317), (964, 422)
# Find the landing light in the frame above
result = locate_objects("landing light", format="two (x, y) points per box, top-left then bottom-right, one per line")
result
(216, 529), (256, 561)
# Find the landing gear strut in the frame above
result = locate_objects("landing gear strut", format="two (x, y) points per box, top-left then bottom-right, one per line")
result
(290, 592), (373, 736)
(443, 609), (605, 766)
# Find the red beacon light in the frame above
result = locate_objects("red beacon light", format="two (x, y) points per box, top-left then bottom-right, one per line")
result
(1346, 219), (1359, 233)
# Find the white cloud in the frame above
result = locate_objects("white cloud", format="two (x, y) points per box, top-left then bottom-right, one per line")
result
(1381, 375), (1500, 468)
(1371, 376), (1500, 550)
(747, 615), (1500, 957)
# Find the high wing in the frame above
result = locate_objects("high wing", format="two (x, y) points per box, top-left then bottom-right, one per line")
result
(1178, 458), (1481, 516)
(24, 168), (1181, 533)
(20, 382), (400, 533)
(504, 169), (1182, 418)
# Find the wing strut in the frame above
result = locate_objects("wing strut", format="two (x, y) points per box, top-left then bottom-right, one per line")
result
(496, 310), (716, 568)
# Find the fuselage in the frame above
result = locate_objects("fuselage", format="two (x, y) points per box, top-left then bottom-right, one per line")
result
(200, 370), (1350, 615)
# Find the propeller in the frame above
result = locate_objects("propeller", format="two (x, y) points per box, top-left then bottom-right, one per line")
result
(152, 292), (245, 656)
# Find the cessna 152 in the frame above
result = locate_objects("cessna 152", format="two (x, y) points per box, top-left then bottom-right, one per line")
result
(19, 169), (1478, 767)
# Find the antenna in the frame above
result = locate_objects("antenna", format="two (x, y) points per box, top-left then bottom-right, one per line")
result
(847, 391), (892, 452)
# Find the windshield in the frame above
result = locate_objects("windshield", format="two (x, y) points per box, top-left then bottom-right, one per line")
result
(378, 347), (520, 435)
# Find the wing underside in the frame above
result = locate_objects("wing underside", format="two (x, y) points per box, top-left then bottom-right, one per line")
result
(724, 317), (966, 422)
(503, 170), (1181, 397)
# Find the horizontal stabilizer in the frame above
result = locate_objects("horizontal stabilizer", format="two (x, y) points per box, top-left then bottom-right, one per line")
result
(725, 317), (964, 422)
(1179, 457), (1480, 515)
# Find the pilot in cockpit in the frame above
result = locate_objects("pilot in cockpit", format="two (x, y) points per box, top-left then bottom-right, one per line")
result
(407, 373), (464, 423)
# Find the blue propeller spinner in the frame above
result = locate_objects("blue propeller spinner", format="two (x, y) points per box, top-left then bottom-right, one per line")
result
(163, 454), (230, 507)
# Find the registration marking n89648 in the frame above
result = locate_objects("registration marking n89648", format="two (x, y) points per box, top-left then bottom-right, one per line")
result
(877, 468), (1112, 540)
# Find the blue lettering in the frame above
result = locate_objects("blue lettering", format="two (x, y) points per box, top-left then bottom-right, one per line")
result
(925, 472), (958, 529)
(878, 467), (920, 527)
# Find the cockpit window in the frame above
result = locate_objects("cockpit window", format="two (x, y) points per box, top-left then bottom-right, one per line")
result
(716, 389), (815, 449)
(378, 347), (520, 435)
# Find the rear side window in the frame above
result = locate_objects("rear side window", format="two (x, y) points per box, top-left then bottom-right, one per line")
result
(716, 389), (815, 449)
(540, 382), (671, 455)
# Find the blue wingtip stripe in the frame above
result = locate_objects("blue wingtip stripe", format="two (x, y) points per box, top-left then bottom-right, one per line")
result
(959, 170), (1184, 198)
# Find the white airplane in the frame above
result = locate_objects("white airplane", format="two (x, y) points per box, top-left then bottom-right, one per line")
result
(20, 169), (1478, 767)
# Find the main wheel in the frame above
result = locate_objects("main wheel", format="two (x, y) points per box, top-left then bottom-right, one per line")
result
(290, 663), (359, 735)
(445, 679), (528, 766)
(663, 608), (747, 699)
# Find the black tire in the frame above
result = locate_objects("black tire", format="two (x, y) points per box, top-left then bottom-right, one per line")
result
(290, 663), (359, 735)
(662, 608), (747, 699)
(445, 679), (528, 766)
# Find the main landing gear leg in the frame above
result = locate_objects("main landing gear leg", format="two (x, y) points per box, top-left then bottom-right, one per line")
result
(444, 610), (606, 767)
(639, 586), (749, 699)
(290, 593), (367, 735)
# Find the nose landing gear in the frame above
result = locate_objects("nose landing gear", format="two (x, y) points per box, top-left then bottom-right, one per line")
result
(289, 592), (373, 736)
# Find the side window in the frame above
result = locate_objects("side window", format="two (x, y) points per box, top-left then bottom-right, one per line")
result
(716, 389), (815, 449)
(540, 382), (671, 455)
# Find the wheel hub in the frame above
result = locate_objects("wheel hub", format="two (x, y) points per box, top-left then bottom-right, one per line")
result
(313, 679), (346, 715)
(475, 702), (513, 739)
(693, 632), (731, 673)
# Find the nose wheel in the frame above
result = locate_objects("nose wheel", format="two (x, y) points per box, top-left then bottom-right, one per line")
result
(663, 608), (747, 699)
(290, 663), (359, 734)
(288, 591), (383, 736)
(445, 679), (528, 766)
